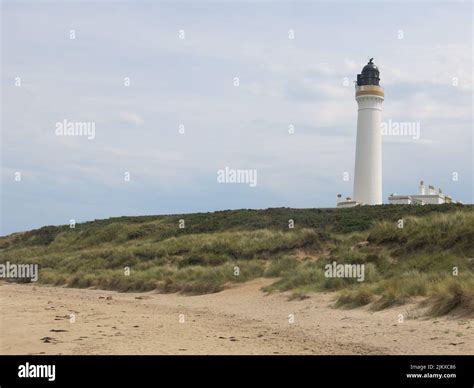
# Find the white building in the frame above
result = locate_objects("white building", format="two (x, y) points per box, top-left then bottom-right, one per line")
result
(353, 59), (384, 205)
(336, 60), (458, 208)
(338, 58), (383, 208)
(336, 194), (359, 208)
(388, 181), (458, 205)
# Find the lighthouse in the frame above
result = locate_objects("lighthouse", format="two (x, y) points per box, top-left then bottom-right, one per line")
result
(352, 58), (384, 205)
(336, 59), (459, 208)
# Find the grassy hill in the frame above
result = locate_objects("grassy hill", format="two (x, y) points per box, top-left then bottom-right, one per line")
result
(1, 204), (473, 316)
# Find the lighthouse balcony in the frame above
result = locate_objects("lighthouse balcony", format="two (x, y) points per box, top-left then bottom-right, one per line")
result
(355, 84), (384, 98)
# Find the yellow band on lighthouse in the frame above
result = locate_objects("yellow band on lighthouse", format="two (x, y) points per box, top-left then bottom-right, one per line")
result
(355, 85), (385, 98)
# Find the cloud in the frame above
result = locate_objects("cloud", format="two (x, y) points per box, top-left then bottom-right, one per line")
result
(119, 112), (144, 126)
(1, 1), (472, 234)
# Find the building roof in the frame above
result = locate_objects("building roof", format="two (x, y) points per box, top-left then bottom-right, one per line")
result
(357, 58), (380, 86)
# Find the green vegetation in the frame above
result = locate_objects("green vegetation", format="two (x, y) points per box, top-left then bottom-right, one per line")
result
(0, 204), (472, 316)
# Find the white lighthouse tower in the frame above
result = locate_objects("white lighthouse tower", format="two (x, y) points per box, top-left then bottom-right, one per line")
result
(352, 58), (384, 205)
(337, 59), (459, 208)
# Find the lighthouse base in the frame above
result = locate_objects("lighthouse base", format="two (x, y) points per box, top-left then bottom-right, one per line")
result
(336, 200), (360, 208)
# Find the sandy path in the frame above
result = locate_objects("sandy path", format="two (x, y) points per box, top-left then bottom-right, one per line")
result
(0, 279), (472, 355)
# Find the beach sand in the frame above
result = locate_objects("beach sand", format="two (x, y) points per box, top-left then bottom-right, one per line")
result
(1, 279), (472, 355)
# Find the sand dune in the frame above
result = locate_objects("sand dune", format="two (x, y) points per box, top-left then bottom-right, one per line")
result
(0, 279), (472, 355)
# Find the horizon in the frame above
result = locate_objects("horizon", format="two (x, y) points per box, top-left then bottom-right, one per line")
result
(2, 203), (470, 237)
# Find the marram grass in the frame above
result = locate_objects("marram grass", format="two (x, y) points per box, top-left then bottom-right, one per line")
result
(0, 205), (472, 316)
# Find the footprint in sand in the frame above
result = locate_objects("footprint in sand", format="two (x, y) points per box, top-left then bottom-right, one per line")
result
(54, 315), (70, 320)
(74, 336), (89, 341)
(41, 336), (59, 344)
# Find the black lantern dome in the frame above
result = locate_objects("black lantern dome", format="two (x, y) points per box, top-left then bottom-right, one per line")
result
(357, 58), (380, 86)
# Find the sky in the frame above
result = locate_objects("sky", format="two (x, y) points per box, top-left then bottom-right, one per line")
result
(1, 0), (472, 235)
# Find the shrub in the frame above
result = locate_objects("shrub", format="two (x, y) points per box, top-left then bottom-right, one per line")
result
(336, 288), (374, 308)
